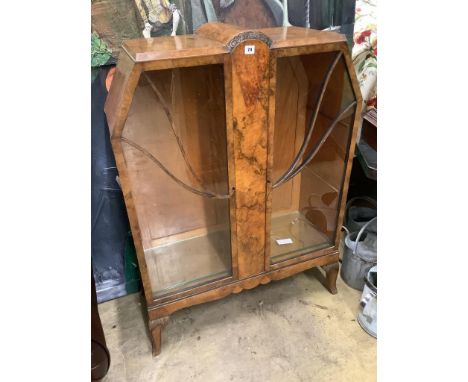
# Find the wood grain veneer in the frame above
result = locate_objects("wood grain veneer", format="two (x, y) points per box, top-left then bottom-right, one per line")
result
(105, 23), (362, 355)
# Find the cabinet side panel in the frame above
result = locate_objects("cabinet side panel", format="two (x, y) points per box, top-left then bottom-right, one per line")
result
(231, 40), (270, 278)
(333, 45), (363, 247)
(104, 53), (137, 136)
(104, 59), (157, 304)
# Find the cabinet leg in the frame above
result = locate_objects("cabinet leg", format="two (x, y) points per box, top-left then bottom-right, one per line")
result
(149, 316), (169, 357)
(321, 262), (339, 295)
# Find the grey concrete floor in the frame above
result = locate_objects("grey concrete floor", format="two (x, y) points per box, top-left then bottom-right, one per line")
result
(99, 270), (376, 382)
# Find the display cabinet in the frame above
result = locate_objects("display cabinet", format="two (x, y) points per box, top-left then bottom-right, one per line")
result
(105, 22), (362, 355)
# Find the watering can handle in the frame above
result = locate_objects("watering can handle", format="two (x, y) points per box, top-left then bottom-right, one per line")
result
(353, 216), (377, 255)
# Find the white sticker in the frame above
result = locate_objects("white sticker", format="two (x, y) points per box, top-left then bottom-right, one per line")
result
(244, 45), (255, 55)
(276, 238), (293, 245)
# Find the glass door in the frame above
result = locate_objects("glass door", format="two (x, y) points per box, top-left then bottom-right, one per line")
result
(270, 51), (357, 264)
(120, 64), (233, 298)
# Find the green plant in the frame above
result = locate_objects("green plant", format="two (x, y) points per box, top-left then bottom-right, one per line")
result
(91, 32), (112, 68)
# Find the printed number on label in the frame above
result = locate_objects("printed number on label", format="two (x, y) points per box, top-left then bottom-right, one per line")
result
(244, 45), (255, 55)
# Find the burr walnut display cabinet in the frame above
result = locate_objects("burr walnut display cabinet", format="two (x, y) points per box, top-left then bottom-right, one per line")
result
(105, 22), (362, 356)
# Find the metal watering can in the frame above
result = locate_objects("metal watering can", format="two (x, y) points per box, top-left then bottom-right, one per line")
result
(341, 216), (377, 290)
(357, 265), (377, 338)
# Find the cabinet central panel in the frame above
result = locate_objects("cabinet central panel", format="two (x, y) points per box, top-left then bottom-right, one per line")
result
(230, 40), (270, 278)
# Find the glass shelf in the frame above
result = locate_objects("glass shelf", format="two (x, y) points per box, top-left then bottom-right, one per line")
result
(270, 211), (331, 263)
(145, 225), (231, 297)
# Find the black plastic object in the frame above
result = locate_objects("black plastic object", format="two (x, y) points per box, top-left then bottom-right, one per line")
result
(345, 196), (377, 233)
(347, 157), (377, 202)
(357, 140), (377, 180)
(92, 67), (140, 303)
(287, 0), (357, 46)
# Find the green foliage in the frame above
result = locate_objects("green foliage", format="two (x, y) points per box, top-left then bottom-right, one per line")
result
(91, 32), (112, 67)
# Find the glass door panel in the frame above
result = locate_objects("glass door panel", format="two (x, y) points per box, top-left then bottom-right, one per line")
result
(270, 52), (356, 264)
(120, 64), (232, 297)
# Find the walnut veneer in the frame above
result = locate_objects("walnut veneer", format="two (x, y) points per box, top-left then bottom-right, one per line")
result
(105, 23), (362, 356)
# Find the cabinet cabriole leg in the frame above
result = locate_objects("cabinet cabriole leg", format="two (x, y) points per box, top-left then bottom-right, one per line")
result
(149, 316), (169, 356)
(321, 262), (339, 294)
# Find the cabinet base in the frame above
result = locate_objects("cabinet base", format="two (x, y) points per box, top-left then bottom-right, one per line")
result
(147, 252), (339, 356)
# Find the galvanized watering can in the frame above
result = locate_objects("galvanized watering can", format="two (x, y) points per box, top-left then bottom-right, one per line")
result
(341, 216), (377, 290)
(357, 265), (377, 338)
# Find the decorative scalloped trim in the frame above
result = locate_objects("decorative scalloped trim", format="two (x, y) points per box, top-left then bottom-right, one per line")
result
(232, 275), (272, 294)
(226, 31), (272, 51)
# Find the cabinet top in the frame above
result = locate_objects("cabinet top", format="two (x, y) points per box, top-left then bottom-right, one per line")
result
(121, 23), (346, 63)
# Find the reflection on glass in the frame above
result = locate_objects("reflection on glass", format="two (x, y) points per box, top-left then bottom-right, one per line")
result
(270, 53), (356, 263)
(121, 65), (232, 297)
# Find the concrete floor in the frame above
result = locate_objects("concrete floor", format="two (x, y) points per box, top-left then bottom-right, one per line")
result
(99, 269), (376, 382)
